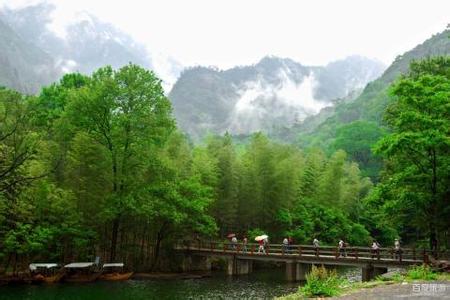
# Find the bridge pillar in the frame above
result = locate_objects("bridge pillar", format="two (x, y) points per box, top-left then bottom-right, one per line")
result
(296, 263), (311, 281)
(236, 259), (252, 275)
(226, 257), (235, 275)
(182, 255), (211, 272)
(196, 256), (211, 271)
(286, 262), (311, 281)
(362, 265), (387, 281)
(286, 261), (296, 281)
(226, 257), (253, 275)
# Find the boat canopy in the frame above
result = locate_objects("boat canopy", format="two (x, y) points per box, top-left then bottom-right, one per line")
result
(103, 263), (124, 268)
(29, 263), (59, 271)
(64, 262), (95, 268)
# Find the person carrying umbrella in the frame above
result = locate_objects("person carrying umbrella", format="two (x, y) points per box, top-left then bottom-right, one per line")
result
(257, 239), (265, 254)
(231, 236), (238, 250)
(255, 235), (268, 254)
(227, 233), (237, 250)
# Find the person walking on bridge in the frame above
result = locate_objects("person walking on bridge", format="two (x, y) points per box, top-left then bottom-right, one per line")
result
(371, 240), (380, 258)
(257, 239), (265, 254)
(338, 239), (347, 257)
(243, 236), (248, 253)
(282, 237), (289, 254)
(231, 236), (238, 250)
(313, 238), (320, 255)
(313, 238), (320, 248)
(394, 238), (402, 260)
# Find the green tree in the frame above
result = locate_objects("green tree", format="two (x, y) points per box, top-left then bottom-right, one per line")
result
(63, 64), (174, 261)
(375, 57), (450, 250)
(0, 88), (41, 197)
(332, 121), (385, 180)
(206, 134), (240, 235)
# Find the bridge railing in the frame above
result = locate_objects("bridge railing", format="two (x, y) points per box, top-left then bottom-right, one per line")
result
(178, 240), (450, 262)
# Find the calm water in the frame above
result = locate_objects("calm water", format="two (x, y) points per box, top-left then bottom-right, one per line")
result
(0, 267), (361, 300)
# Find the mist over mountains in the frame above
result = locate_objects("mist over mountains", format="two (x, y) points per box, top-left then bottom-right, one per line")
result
(0, 2), (182, 93)
(0, 2), (387, 139)
(170, 56), (385, 139)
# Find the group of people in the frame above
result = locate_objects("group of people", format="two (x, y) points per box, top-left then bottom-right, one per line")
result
(228, 235), (403, 259)
(336, 238), (402, 259)
(228, 235), (270, 254)
(369, 238), (402, 259)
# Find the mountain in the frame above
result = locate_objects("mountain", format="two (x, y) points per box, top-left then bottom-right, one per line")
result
(0, 2), (182, 93)
(267, 28), (450, 181)
(278, 28), (450, 148)
(0, 17), (60, 94)
(169, 56), (385, 139)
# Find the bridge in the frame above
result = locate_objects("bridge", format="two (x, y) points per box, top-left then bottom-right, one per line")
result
(176, 241), (442, 281)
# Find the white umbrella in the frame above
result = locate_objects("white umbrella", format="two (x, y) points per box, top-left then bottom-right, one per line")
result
(255, 235), (268, 241)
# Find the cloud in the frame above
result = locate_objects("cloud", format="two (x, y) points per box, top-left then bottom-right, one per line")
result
(2, 0), (448, 70)
(227, 69), (330, 134)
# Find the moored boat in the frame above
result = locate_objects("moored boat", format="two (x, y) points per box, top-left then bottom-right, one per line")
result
(29, 263), (65, 283)
(63, 262), (102, 283)
(99, 263), (133, 281)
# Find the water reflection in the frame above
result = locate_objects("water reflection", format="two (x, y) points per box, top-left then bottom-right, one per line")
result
(0, 266), (371, 300)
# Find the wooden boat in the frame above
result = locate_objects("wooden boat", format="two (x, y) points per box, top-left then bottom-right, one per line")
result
(29, 263), (65, 283)
(99, 263), (133, 281)
(63, 262), (102, 283)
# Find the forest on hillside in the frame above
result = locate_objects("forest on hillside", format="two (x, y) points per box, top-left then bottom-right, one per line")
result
(0, 57), (449, 273)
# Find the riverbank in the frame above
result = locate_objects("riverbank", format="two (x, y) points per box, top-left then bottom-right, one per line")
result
(331, 280), (450, 299)
(0, 271), (212, 285)
(276, 269), (450, 299)
(279, 279), (450, 299)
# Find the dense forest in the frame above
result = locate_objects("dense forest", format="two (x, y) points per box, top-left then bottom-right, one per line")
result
(0, 56), (449, 273)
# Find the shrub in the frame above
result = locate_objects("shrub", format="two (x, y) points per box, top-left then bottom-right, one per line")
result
(300, 265), (345, 297)
(406, 265), (437, 280)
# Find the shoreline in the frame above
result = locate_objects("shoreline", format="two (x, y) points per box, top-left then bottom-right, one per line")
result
(0, 271), (212, 285)
(331, 280), (450, 299)
(277, 273), (450, 299)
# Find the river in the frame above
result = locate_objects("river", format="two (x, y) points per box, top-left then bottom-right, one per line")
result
(0, 267), (362, 300)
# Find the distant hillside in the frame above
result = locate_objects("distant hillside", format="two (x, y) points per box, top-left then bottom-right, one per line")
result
(0, 2), (182, 93)
(0, 17), (59, 94)
(169, 55), (384, 139)
(275, 28), (450, 148)
(267, 28), (450, 181)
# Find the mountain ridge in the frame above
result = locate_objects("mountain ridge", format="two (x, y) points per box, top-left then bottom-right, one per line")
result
(277, 27), (450, 148)
(0, 2), (182, 93)
(169, 55), (385, 139)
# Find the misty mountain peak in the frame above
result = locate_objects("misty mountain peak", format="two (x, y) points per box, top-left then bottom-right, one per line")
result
(169, 55), (385, 139)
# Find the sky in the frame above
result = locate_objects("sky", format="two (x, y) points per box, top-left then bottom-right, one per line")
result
(1, 0), (449, 69)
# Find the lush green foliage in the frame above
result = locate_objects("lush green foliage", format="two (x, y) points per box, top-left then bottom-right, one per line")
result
(300, 265), (345, 297)
(371, 57), (450, 249)
(406, 265), (438, 281)
(1, 55), (449, 274)
(0, 64), (378, 273)
(0, 65), (217, 272)
(276, 28), (450, 183)
(201, 133), (375, 245)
